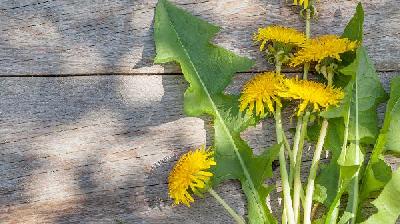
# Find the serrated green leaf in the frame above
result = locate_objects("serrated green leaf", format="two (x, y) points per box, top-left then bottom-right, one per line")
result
(361, 168), (400, 224)
(323, 47), (387, 143)
(318, 46), (387, 224)
(359, 76), (400, 208)
(322, 46), (386, 185)
(314, 5), (391, 223)
(341, 46), (386, 223)
(154, 1), (276, 223)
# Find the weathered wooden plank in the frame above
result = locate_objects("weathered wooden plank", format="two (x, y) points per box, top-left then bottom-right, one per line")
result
(0, 73), (398, 223)
(0, 0), (399, 76)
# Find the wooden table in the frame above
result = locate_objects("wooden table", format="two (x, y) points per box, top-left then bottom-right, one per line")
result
(0, 0), (399, 223)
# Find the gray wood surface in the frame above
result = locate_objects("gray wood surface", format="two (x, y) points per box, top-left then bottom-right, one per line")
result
(0, 0), (399, 76)
(0, 73), (398, 223)
(1, 0), (399, 223)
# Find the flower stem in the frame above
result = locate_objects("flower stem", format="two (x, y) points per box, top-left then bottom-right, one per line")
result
(326, 103), (351, 223)
(292, 9), (312, 218)
(274, 58), (294, 224)
(289, 117), (302, 190)
(349, 174), (359, 224)
(274, 58), (293, 165)
(276, 61), (282, 74)
(303, 8), (311, 80)
(348, 63), (361, 224)
(293, 111), (310, 222)
(303, 118), (329, 224)
(305, 9), (311, 39)
(275, 106), (296, 224)
(282, 207), (288, 224)
(208, 188), (246, 224)
(303, 63), (310, 80)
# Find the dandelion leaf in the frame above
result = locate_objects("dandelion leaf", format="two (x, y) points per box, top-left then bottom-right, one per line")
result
(359, 76), (400, 210)
(154, 0), (277, 223)
(361, 168), (400, 224)
(313, 5), (386, 221)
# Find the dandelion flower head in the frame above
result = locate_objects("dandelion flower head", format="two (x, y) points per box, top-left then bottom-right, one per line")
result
(168, 146), (216, 207)
(240, 72), (285, 116)
(279, 78), (344, 116)
(255, 26), (307, 51)
(290, 35), (358, 67)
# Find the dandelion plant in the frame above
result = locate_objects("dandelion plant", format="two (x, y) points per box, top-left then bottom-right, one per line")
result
(154, 0), (400, 223)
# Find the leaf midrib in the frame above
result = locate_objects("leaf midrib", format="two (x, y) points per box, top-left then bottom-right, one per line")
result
(164, 2), (267, 221)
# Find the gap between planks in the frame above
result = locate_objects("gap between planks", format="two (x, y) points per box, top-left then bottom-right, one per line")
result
(1, 70), (399, 78)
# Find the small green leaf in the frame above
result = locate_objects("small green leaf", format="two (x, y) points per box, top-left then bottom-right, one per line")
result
(154, 1), (276, 223)
(361, 168), (400, 224)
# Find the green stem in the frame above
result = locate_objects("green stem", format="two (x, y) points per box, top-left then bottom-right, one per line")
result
(282, 207), (288, 224)
(274, 58), (293, 175)
(276, 61), (282, 74)
(330, 205), (340, 224)
(303, 72), (333, 224)
(305, 9), (311, 39)
(303, 63), (310, 80)
(208, 188), (246, 224)
(293, 111), (310, 223)
(327, 106), (350, 223)
(303, 119), (329, 224)
(275, 58), (294, 224)
(291, 10), (312, 221)
(303, 8), (311, 80)
(327, 71), (334, 87)
(291, 120), (302, 221)
(276, 57), (295, 178)
(289, 117), (305, 194)
(283, 134), (293, 159)
(290, 116), (303, 186)
(349, 174), (359, 224)
(348, 64), (361, 224)
(287, 136), (295, 189)
(275, 57), (292, 161)
(342, 108), (351, 157)
(276, 106), (296, 224)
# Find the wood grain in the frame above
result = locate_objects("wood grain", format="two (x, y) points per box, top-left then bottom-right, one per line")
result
(0, 0), (399, 76)
(0, 73), (398, 223)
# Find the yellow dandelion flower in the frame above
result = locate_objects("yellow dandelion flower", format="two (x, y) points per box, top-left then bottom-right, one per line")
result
(168, 146), (216, 207)
(279, 78), (344, 116)
(255, 26), (307, 51)
(239, 72), (285, 116)
(293, 0), (310, 9)
(290, 35), (358, 67)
